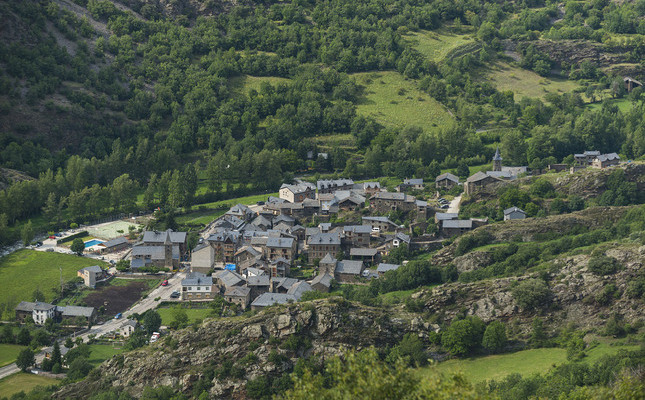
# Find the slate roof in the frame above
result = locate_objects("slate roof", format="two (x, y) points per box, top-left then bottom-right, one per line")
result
(208, 230), (241, 243)
(192, 242), (210, 253)
(305, 227), (321, 237)
(435, 212), (458, 221)
(335, 260), (363, 275)
(245, 267), (268, 277)
(317, 179), (354, 190)
(343, 225), (372, 234)
(371, 192), (407, 201)
(493, 147), (502, 161)
(224, 286), (251, 297)
(34, 302), (56, 311)
(280, 182), (316, 194)
(142, 230), (186, 244)
(15, 301), (37, 313)
(320, 253), (337, 265)
(363, 182), (380, 189)
(182, 272), (213, 286)
(131, 245), (165, 259)
(435, 173), (459, 183)
(595, 153), (620, 162)
(287, 281), (312, 299)
(247, 275), (270, 287)
(272, 277), (299, 291)
(102, 236), (128, 248)
(273, 215), (295, 224)
(213, 270), (245, 288)
(350, 248), (378, 257)
(251, 293), (296, 307)
(59, 306), (95, 318)
(310, 273), (333, 288)
(235, 245), (262, 257)
(504, 207), (526, 215)
(79, 265), (103, 274)
(394, 232), (411, 244)
(362, 216), (396, 224)
(403, 178), (423, 185)
(377, 263), (400, 273)
(442, 220), (473, 229)
(466, 171), (493, 183)
(308, 232), (341, 246)
(266, 237), (294, 248)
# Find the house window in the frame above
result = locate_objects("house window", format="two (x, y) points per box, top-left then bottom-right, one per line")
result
(188, 287), (192, 290)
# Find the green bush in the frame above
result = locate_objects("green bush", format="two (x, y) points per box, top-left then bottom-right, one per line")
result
(441, 316), (485, 356)
(482, 320), (507, 352)
(512, 279), (552, 310)
(587, 256), (620, 276)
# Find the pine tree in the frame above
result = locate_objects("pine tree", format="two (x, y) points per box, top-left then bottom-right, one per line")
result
(51, 341), (62, 366)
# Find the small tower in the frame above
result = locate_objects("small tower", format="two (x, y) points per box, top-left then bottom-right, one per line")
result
(493, 146), (502, 172)
(164, 230), (173, 269)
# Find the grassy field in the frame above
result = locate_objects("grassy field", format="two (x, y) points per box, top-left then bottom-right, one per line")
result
(587, 98), (635, 113)
(352, 71), (454, 130)
(0, 372), (60, 397)
(0, 250), (108, 319)
(157, 307), (214, 326)
(0, 344), (27, 367)
(199, 192), (278, 209)
(311, 134), (357, 152)
(87, 344), (124, 367)
(421, 342), (641, 383)
(176, 209), (227, 226)
(406, 29), (475, 62)
(483, 62), (580, 101)
(230, 75), (291, 96)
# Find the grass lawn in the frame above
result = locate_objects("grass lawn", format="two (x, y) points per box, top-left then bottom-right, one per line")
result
(0, 344), (27, 367)
(352, 71), (454, 130)
(311, 134), (357, 152)
(378, 289), (417, 305)
(406, 29), (475, 62)
(421, 342), (641, 384)
(0, 250), (108, 319)
(229, 75), (291, 96)
(483, 62), (581, 101)
(587, 98), (636, 113)
(157, 307), (214, 326)
(198, 192), (278, 209)
(176, 209), (227, 226)
(87, 344), (124, 367)
(0, 372), (60, 397)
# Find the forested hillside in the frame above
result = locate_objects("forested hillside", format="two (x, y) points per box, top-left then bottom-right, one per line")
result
(0, 0), (644, 245)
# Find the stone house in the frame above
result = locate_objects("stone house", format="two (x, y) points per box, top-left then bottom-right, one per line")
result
(435, 173), (460, 189)
(342, 225), (371, 247)
(591, 153), (620, 169)
(362, 182), (381, 195)
(310, 273), (334, 292)
(264, 237), (297, 262)
(181, 272), (214, 300)
(362, 216), (399, 232)
(317, 179), (354, 194)
(442, 219), (473, 237)
(308, 232), (341, 261)
(224, 286), (251, 309)
(504, 207), (527, 221)
(191, 243), (215, 274)
(77, 265), (106, 288)
(396, 178), (424, 192)
(279, 182), (316, 203)
(334, 260), (364, 283)
(464, 172), (502, 196)
(207, 230), (241, 263)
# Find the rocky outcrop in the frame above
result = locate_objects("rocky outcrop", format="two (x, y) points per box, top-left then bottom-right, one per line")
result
(55, 300), (425, 399)
(422, 244), (644, 332)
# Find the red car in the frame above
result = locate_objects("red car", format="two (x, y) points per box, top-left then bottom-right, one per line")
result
(161, 280), (168, 286)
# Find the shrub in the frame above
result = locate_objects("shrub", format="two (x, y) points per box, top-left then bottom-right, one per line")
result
(482, 321), (507, 352)
(387, 333), (428, 367)
(512, 279), (552, 310)
(441, 316), (485, 356)
(587, 256), (620, 276)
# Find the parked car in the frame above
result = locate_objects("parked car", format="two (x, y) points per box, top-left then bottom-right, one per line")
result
(440, 204), (449, 209)
(170, 291), (180, 298)
(161, 280), (169, 286)
(114, 313), (122, 319)
(256, 201), (265, 205)
(45, 248), (54, 252)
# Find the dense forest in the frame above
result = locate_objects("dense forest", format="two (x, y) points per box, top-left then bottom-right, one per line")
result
(0, 0), (644, 244)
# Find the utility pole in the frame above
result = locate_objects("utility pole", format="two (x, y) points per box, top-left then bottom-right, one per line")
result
(60, 266), (63, 296)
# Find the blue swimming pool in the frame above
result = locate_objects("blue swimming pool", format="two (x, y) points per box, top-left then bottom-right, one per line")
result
(84, 239), (104, 248)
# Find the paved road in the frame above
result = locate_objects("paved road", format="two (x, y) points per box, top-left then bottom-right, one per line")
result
(0, 271), (186, 380)
(447, 195), (462, 214)
(77, 271), (186, 341)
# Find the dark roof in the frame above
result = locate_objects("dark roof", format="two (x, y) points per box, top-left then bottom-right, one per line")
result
(403, 178), (423, 185)
(317, 179), (354, 190)
(251, 293), (295, 307)
(59, 306), (95, 318)
(350, 248), (378, 257)
(34, 302), (56, 311)
(335, 260), (363, 275)
(213, 270), (244, 287)
(224, 286), (251, 297)
(142, 230), (186, 244)
(503, 207), (526, 215)
(15, 301), (37, 313)
(466, 171), (492, 183)
(102, 236), (128, 248)
(435, 212), (458, 220)
(371, 192), (407, 201)
(79, 265), (103, 274)
(442, 219), (473, 229)
(308, 232), (341, 246)
(287, 281), (312, 299)
(310, 273), (333, 288)
(343, 225), (372, 234)
(320, 253), (337, 265)
(595, 153), (620, 162)
(493, 147), (502, 161)
(435, 173), (459, 183)
(182, 272), (213, 286)
(362, 216), (396, 224)
(377, 263), (400, 273)
(266, 237), (294, 248)
(247, 275), (270, 286)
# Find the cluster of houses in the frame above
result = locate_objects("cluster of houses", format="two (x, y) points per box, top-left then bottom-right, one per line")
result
(15, 301), (96, 326)
(130, 230), (188, 270)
